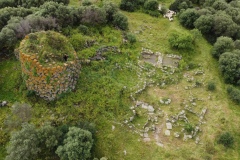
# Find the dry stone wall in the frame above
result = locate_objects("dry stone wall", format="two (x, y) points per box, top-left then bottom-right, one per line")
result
(19, 37), (81, 101)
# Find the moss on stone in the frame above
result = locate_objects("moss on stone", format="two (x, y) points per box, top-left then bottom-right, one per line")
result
(20, 31), (76, 66)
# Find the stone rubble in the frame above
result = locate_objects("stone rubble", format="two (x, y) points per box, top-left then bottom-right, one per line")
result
(163, 10), (176, 21)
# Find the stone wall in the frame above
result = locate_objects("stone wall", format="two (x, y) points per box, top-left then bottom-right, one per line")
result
(19, 39), (81, 101)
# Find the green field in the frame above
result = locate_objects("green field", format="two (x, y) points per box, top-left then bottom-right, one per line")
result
(0, 0), (240, 159)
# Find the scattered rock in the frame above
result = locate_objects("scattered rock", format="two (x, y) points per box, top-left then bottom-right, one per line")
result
(165, 130), (171, 136)
(112, 125), (115, 131)
(148, 105), (155, 113)
(123, 150), (127, 156)
(163, 10), (176, 21)
(2, 101), (7, 106)
(129, 116), (134, 122)
(174, 132), (180, 138)
(143, 132), (149, 138)
(143, 137), (151, 142)
(156, 142), (164, 147)
(166, 122), (172, 130)
(183, 134), (192, 141)
(195, 137), (200, 144)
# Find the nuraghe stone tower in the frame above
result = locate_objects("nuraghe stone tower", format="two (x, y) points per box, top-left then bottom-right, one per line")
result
(19, 31), (81, 101)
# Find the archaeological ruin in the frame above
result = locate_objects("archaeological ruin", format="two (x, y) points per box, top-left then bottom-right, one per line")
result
(19, 31), (81, 101)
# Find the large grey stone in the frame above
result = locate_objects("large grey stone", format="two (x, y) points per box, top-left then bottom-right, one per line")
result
(2, 101), (7, 106)
(165, 130), (170, 136)
(148, 105), (155, 112)
(166, 122), (172, 130)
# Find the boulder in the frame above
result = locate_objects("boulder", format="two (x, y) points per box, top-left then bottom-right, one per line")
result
(165, 130), (171, 136)
(166, 122), (172, 130)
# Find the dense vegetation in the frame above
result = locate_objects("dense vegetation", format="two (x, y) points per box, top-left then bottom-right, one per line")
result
(0, 1), (128, 52)
(170, 0), (240, 104)
(1, 0), (240, 159)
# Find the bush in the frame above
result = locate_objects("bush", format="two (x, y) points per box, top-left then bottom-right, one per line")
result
(103, 1), (118, 22)
(82, 0), (92, 6)
(0, 7), (34, 30)
(207, 81), (216, 91)
(126, 33), (137, 44)
(227, 86), (240, 104)
(194, 15), (213, 34)
(217, 132), (234, 148)
(169, 0), (193, 12)
(212, 36), (234, 59)
(81, 5), (107, 25)
(78, 25), (89, 35)
(144, 0), (158, 11)
(56, 127), (93, 160)
(6, 124), (40, 160)
(69, 33), (89, 51)
(219, 50), (240, 84)
(168, 32), (194, 50)
(38, 2), (73, 27)
(145, 10), (160, 17)
(159, 5), (167, 14)
(112, 12), (128, 30)
(120, 0), (135, 12)
(0, 0), (69, 8)
(179, 8), (200, 29)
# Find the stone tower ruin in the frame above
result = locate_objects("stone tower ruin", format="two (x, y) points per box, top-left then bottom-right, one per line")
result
(19, 31), (81, 101)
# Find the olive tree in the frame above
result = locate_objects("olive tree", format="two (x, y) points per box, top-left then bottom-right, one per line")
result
(219, 50), (240, 84)
(211, 36), (234, 58)
(179, 8), (200, 29)
(56, 127), (94, 160)
(6, 124), (40, 160)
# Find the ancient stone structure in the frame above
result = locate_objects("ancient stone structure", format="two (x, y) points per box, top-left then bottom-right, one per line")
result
(19, 31), (81, 101)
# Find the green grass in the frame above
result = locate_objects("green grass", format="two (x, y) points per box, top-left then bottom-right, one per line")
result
(0, 0), (240, 159)
(20, 31), (76, 65)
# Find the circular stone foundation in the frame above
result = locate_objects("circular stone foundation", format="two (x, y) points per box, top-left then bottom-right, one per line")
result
(19, 31), (81, 101)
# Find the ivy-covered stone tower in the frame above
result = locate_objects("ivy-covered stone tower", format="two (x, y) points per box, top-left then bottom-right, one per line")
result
(19, 31), (81, 101)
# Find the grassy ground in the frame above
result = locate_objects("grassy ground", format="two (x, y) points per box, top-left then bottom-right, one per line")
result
(0, 0), (240, 159)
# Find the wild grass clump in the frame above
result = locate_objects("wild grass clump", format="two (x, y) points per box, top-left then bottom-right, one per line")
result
(217, 132), (234, 148)
(126, 33), (137, 44)
(207, 81), (216, 91)
(184, 123), (194, 133)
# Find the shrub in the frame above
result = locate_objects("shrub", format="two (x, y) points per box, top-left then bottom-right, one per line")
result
(56, 127), (93, 160)
(69, 33), (88, 51)
(212, 36), (234, 59)
(126, 33), (137, 44)
(81, 5), (107, 25)
(159, 5), (167, 14)
(6, 124), (40, 160)
(179, 8), (200, 29)
(195, 80), (202, 87)
(145, 10), (160, 17)
(169, 0), (193, 12)
(217, 132), (234, 148)
(82, 0), (92, 6)
(227, 86), (240, 104)
(78, 25), (89, 35)
(207, 81), (216, 91)
(194, 15), (213, 35)
(144, 0), (158, 11)
(37, 2), (73, 27)
(112, 12), (128, 30)
(120, 0), (135, 12)
(219, 50), (240, 85)
(103, 1), (118, 22)
(168, 32), (194, 50)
